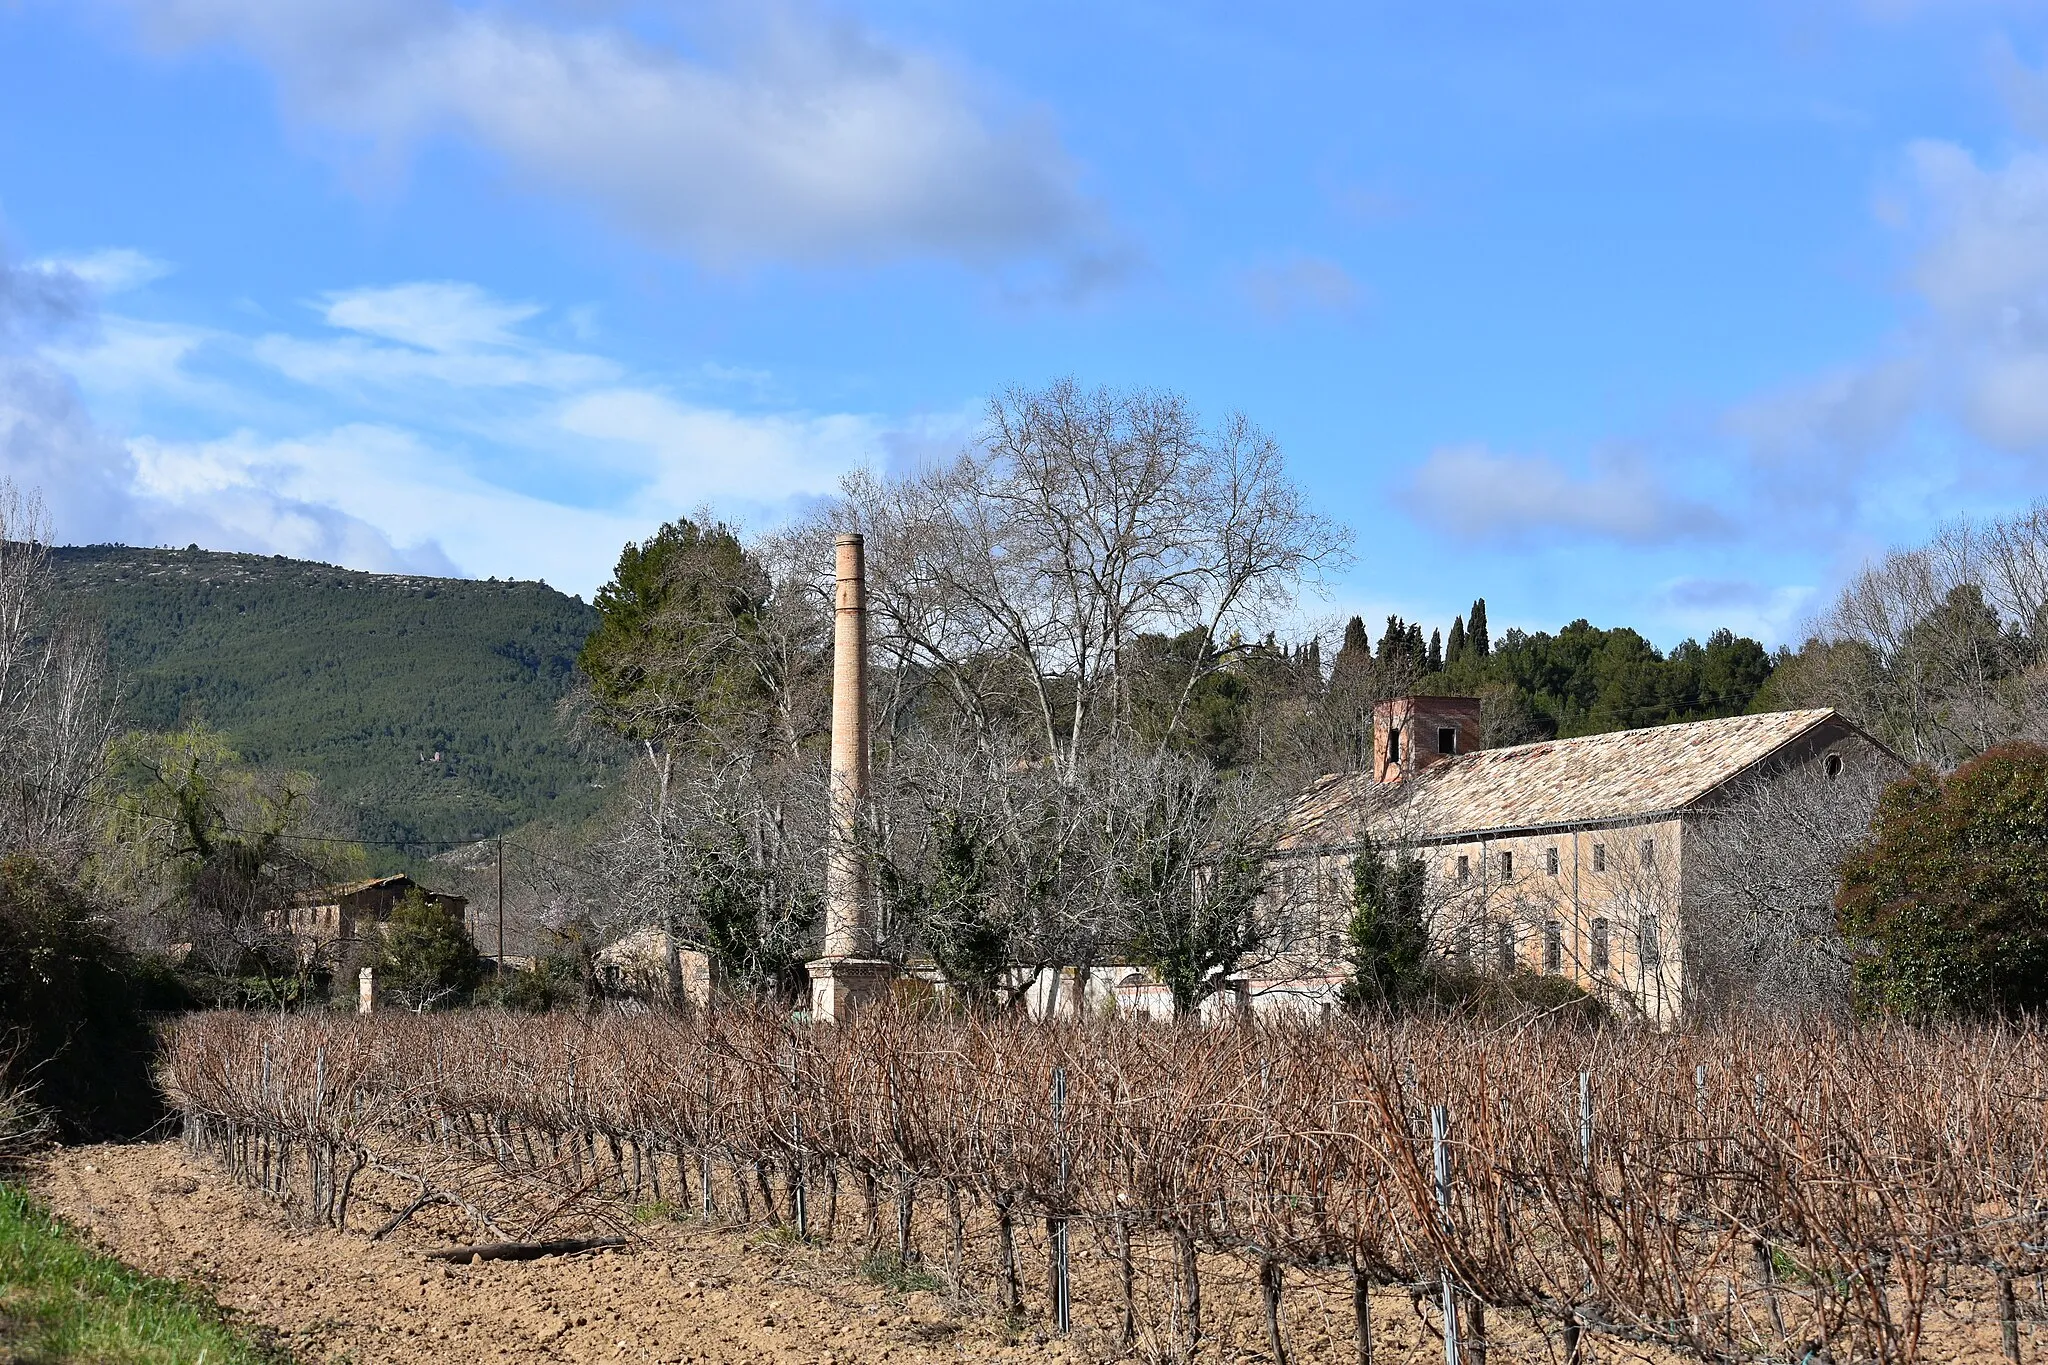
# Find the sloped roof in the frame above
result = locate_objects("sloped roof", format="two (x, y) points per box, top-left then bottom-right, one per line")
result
(291, 874), (416, 907)
(1275, 709), (1844, 850)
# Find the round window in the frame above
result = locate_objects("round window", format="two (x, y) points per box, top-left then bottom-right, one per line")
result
(1823, 753), (1843, 780)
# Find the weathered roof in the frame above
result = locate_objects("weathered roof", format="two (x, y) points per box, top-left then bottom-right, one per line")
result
(1275, 708), (1844, 850)
(291, 874), (416, 907)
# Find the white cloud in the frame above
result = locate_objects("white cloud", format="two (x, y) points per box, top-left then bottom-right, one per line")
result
(254, 332), (619, 395)
(558, 389), (875, 506)
(1721, 91), (2048, 484)
(1404, 444), (1730, 546)
(6, 259), (896, 594)
(30, 248), (172, 294)
(322, 281), (540, 352)
(116, 0), (1098, 270)
(1902, 138), (2048, 327)
(1724, 359), (1921, 484)
(1656, 577), (1816, 646)
(247, 281), (621, 393)
(2, 351), (458, 571)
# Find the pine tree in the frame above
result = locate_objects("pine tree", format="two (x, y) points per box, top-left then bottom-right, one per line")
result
(1468, 598), (1491, 659)
(1407, 622), (1425, 662)
(1447, 615), (1466, 664)
(1428, 628), (1443, 672)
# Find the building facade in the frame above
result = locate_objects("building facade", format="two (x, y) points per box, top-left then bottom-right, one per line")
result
(1233, 700), (1902, 1024)
(280, 874), (470, 965)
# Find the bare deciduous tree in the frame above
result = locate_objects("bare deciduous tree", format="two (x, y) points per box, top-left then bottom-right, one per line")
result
(1790, 502), (2048, 765)
(0, 484), (115, 867)
(1684, 753), (1893, 1019)
(839, 379), (1350, 781)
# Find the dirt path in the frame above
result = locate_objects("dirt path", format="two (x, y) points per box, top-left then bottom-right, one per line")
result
(31, 1142), (1113, 1365)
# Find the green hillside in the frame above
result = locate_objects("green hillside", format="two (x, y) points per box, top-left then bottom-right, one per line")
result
(52, 545), (619, 849)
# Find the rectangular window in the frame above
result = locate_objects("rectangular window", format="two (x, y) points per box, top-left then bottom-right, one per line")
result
(1640, 915), (1663, 970)
(1496, 922), (1516, 975)
(1437, 726), (1457, 755)
(1592, 843), (1607, 873)
(1455, 923), (1472, 967)
(1544, 921), (1563, 972)
(1546, 846), (1560, 876)
(1387, 728), (1401, 764)
(1456, 854), (1470, 885)
(1640, 837), (1657, 867)
(1499, 850), (1514, 881)
(1590, 919), (1610, 972)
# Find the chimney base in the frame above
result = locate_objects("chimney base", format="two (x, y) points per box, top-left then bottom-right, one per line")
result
(805, 957), (896, 1023)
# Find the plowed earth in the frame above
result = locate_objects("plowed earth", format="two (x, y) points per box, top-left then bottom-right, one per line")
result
(31, 1144), (2037, 1364)
(29, 1143), (1452, 1364)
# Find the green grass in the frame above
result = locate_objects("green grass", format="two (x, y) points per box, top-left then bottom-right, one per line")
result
(0, 1183), (289, 1364)
(855, 1251), (942, 1295)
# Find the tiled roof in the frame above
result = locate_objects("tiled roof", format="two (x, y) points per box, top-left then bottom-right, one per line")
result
(1274, 709), (1843, 850)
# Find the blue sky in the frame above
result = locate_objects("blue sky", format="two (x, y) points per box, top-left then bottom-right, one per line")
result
(6, 2), (2048, 648)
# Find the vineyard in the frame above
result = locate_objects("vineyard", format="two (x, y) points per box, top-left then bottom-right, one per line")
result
(160, 1008), (2048, 1364)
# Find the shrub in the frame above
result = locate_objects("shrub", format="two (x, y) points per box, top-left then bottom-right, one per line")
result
(1428, 966), (1608, 1023)
(0, 856), (187, 1138)
(482, 956), (584, 1013)
(1837, 742), (2048, 1019)
(366, 887), (484, 1011)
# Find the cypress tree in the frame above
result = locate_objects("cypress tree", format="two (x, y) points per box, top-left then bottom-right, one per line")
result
(1332, 615), (1372, 686)
(1376, 615), (1403, 663)
(1447, 615), (1466, 664)
(1469, 598), (1491, 659)
(1428, 628), (1443, 672)
(1339, 835), (1430, 1014)
(1341, 615), (1370, 658)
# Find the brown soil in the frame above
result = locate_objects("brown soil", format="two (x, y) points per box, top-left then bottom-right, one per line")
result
(30, 1142), (1460, 1364)
(32, 1144), (2040, 1365)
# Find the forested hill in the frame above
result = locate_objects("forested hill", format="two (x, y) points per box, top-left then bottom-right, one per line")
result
(52, 545), (618, 848)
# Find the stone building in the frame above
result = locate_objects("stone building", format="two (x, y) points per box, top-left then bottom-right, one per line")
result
(594, 925), (718, 1007)
(1239, 697), (1901, 1024)
(280, 874), (469, 964)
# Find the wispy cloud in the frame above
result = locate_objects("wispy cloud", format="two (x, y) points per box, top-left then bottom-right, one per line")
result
(31, 248), (172, 295)
(1655, 577), (1815, 647)
(4, 254), (906, 593)
(1238, 253), (1362, 321)
(1404, 444), (1731, 547)
(113, 0), (1107, 273)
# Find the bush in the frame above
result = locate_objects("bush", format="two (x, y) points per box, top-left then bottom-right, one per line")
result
(1837, 743), (2048, 1019)
(0, 856), (188, 1139)
(1427, 967), (1608, 1024)
(481, 956), (585, 1013)
(367, 887), (484, 1011)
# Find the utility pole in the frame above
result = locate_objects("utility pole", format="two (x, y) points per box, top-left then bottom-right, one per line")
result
(496, 836), (505, 970)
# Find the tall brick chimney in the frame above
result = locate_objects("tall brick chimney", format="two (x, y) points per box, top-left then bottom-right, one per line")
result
(807, 533), (894, 1020)
(824, 533), (872, 958)
(1373, 695), (1483, 783)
